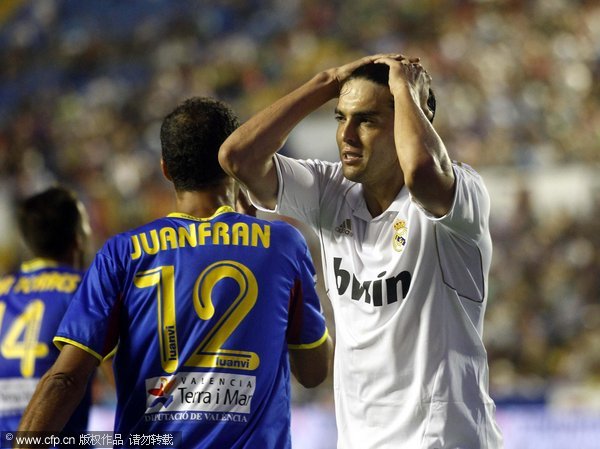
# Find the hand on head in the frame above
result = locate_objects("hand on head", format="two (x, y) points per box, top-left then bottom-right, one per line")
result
(326, 53), (433, 121)
(329, 53), (407, 89)
(375, 55), (434, 121)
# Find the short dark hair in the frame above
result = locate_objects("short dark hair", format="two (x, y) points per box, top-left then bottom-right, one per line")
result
(17, 186), (82, 260)
(160, 97), (239, 190)
(345, 63), (436, 123)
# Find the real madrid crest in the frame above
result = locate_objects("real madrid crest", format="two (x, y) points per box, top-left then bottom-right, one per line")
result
(392, 219), (408, 252)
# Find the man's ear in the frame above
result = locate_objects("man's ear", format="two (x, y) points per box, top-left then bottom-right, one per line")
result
(161, 159), (172, 181)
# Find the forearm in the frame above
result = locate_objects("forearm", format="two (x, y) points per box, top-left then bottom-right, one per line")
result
(393, 86), (454, 216)
(227, 71), (338, 162)
(290, 332), (333, 388)
(18, 370), (89, 434)
(219, 71), (339, 207)
(394, 85), (446, 170)
(17, 345), (98, 448)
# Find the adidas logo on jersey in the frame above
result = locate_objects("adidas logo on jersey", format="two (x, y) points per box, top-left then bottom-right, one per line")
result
(335, 219), (353, 236)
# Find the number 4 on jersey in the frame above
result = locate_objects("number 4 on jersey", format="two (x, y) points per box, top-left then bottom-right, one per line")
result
(0, 300), (49, 378)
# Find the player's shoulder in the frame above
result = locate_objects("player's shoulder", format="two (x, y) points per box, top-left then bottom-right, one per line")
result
(0, 270), (17, 297)
(0, 270), (17, 282)
(268, 217), (300, 233)
(112, 217), (171, 239)
(279, 154), (344, 178)
(232, 212), (307, 245)
(303, 157), (344, 179)
(452, 160), (483, 179)
(100, 217), (169, 255)
(452, 160), (489, 194)
(452, 160), (488, 189)
(269, 219), (310, 248)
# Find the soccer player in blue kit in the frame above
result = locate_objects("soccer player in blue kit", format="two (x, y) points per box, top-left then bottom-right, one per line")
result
(0, 187), (93, 434)
(18, 97), (332, 448)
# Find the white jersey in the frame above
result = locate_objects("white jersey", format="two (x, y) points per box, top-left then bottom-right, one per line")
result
(259, 154), (503, 449)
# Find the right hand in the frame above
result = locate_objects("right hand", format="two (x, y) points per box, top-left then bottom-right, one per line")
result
(375, 56), (432, 113)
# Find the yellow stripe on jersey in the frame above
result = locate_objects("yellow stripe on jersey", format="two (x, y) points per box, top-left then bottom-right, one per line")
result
(21, 258), (59, 273)
(53, 336), (104, 362)
(167, 205), (234, 221)
(104, 345), (118, 360)
(288, 328), (329, 350)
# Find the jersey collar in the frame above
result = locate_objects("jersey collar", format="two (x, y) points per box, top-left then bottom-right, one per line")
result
(349, 184), (409, 222)
(167, 205), (235, 221)
(21, 258), (59, 273)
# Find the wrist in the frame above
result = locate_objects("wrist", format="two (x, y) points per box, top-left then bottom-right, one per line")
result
(389, 77), (412, 97)
(391, 81), (419, 106)
(311, 70), (341, 98)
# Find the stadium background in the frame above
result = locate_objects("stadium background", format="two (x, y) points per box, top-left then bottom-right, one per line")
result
(0, 1), (599, 447)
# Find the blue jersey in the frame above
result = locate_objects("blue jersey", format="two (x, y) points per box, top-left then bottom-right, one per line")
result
(0, 259), (91, 433)
(56, 207), (328, 449)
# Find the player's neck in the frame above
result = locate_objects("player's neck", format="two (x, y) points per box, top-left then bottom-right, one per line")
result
(174, 185), (235, 219)
(363, 176), (404, 218)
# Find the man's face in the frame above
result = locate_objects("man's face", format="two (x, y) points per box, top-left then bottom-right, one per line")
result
(335, 78), (398, 186)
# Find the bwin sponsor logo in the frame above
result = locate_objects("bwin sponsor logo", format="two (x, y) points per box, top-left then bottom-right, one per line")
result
(333, 257), (411, 306)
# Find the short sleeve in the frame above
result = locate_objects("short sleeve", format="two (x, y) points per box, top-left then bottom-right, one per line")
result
(54, 246), (122, 361)
(285, 230), (328, 349)
(247, 154), (321, 228)
(413, 163), (490, 242)
(420, 163), (492, 303)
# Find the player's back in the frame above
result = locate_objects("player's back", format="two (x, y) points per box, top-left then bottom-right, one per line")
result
(0, 260), (90, 432)
(57, 208), (327, 448)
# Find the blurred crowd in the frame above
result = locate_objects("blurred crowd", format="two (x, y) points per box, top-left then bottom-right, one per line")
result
(0, 0), (599, 406)
(487, 187), (600, 405)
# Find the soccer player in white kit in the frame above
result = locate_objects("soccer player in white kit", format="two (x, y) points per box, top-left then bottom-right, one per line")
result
(219, 54), (503, 448)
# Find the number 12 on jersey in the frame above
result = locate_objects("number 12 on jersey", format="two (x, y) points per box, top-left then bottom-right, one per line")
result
(134, 261), (260, 374)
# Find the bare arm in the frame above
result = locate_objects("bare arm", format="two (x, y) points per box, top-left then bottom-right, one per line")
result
(17, 345), (99, 437)
(289, 333), (333, 388)
(376, 57), (455, 217)
(219, 54), (403, 209)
